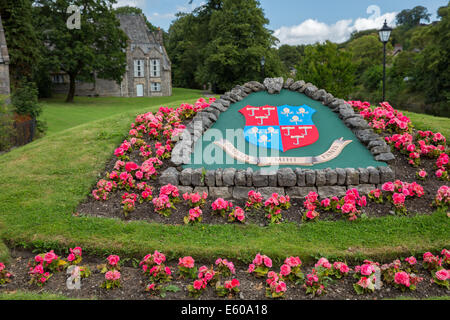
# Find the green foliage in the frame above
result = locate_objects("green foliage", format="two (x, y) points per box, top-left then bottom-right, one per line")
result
(0, 95), (15, 151)
(167, 0), (283, 92)
(0, 0), (42, 84)
(34, 0), (128, 102)
(295, 41), (355, 98)
(11, 82), (41, 118)
(277, 44), (305, 75)
(396, 6), (431, 29)
(348, 34), (388, 78)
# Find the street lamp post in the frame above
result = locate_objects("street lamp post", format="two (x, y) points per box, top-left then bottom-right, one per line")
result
(378, 20), (392, 102)
(260, 56), (265, 82)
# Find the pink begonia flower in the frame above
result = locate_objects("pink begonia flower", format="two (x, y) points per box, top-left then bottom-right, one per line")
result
(360, 264), (375, 276)
(280, 264), (291, 276)
(435, 269), (449, 281)
(107, 255), (120, 266)
(394, 271), (410, 287)
(178, 256), (195, 269)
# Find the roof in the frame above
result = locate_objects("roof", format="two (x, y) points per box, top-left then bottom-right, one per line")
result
(0, 15), (9, 64)
(116, 14), (170, 70)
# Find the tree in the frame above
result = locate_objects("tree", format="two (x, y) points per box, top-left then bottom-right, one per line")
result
(34, 0), (128, 102)
(196, 0), (282, 92)
(295, 41), (356, 98)
(277, 44), (305, 74)
(410, 3), (449, 116)
(0, 0), (42, 86)
(396, 6), (431, 29)
(347, 34), (387, 78)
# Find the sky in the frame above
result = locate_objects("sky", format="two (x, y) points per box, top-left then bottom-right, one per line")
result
(113, 0), (448, 45)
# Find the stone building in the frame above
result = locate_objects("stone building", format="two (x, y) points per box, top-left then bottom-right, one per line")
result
(52, 14), (172, 97)
(0, 15), (10, 96)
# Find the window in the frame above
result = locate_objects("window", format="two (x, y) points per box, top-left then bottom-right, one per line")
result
(134, 60), (144, 77)
(150, 59), (160, 77)
(52, 75), (64, 84)
(151, 82), (161, 92)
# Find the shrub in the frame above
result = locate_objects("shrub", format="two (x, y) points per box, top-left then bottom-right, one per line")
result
(0, 97), (15, 151)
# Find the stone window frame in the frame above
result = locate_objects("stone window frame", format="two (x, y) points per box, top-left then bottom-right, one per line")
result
(161, 78), (396, 199)
(149, 58), (161, 78)
(134, 59), (145, 78)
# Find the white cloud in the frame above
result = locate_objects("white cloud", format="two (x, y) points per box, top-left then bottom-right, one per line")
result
(274, 9), (397, 46)
(113, 0), (146, 8)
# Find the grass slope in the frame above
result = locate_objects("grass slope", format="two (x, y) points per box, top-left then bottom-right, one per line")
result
(0, 95), (448, 264)
(40, 88), (207, 135)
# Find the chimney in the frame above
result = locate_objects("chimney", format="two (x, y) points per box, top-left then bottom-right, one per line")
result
(156, 27), (163, 45)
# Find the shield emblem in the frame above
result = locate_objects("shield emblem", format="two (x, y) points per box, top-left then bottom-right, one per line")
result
(239, 104), (319, 152)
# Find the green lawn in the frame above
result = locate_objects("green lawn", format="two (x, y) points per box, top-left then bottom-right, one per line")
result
(0, 290), (84, 300)
(39, 88), (208, 135)
(403, 110), (450, 140)
(0, 93), (448, 266)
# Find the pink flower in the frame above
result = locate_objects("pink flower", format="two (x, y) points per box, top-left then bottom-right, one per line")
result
(264, 257), (272, 268)
(320, 198), (331, 207)
(360, 264), (375, 276)
(435, 269), (449, 281)
(394, 271), (410, 287)
(193, 279), (204, 290)
(275, 281), (287, 293)
(179, 256), (195, 269)
(0, 263), (4, 272)
(285, 256), (301, 267)
(280, 264), (291, 276)
(382, 182), (395, 192)
(105, 271), (114, 281)
(247, 264), (255, 273)
(392, 193), (406, 205)
(107, 255), (120, 266)
(418, 170), (427, 178)
(405, 256), (417, 265)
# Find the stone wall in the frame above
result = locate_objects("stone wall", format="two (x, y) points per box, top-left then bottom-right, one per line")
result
(0, 64), (9, 95)
(161, 77), (396, 199)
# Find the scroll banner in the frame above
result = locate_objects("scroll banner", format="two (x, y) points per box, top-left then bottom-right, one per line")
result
(213, 138), (352, 166)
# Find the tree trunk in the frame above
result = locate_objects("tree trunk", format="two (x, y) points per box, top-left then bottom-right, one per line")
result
(66, 73), (76, 103)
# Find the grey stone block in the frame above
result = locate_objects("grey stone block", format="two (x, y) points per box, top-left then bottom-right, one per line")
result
(371, 145), (390, 155)
(315, 169), (327, 187)
(264, 77), (284, 94)
(289, 80), (305, 91)
(204, 170), (216, 187)
(215, 168), (223, 187)
(209, 187), (232, 199)
(325, 169), (338, 186)
(305, 170), (316, 186)
(246, 168), (253, 187)
(233, 187), (253, 200)
(235, 170), (247, 186)
(367, 167), (380, 184)
(193, 187), (208, 195)
(268, 173), (278, 187)
(178, 186), (193, 195)
(286, 187), (318, 199)
(347, 184), (376, 195)
(258, 187), (285, 199)
(191, 168), (205, 186)
(378, 166), (395, 183)
(180, 168), (193, 186)
(335, 168), (347, 185)
(317, 186), (347, 199)
(358, 168), (369, 184)
(253, 171), (269, 187)
(295, 168), (306, 186)
(283, 78), (294, 88)
(277, 168), (297, 187)
(223, 168), (236, 186)
(345, 168), (359, 185)
(375, 153), (395, 162)
(159, 167), (179, 186)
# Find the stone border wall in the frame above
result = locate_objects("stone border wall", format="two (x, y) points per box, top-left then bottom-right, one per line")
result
(162, 77), (396, 199)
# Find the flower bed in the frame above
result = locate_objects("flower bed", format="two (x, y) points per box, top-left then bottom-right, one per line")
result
(1, 247), (449, 300)
(76, 95), (449, 225)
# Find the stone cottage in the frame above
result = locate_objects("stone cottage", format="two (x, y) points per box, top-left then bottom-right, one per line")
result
(0, 15), (10, 95)
(52, 14), (172, 97)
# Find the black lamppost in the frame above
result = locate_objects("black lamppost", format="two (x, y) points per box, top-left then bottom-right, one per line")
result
(379, 20), (392, 102)
(260, 56), (265, 82)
